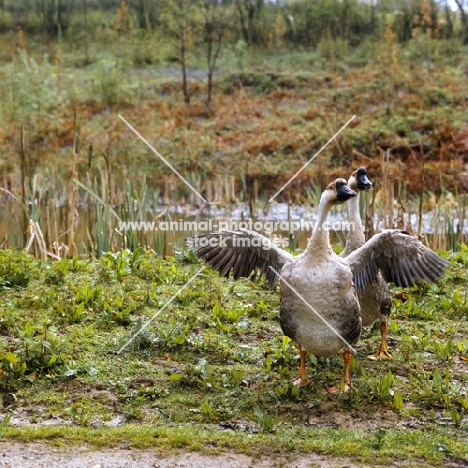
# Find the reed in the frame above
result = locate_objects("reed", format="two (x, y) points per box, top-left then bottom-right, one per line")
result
(121, 178), (148, 251)
(0, 178), (466, 259)
(153, 227), (166, 257)
(67, 113), (80, 257)
(19, 124), (28, 246)
(75, 178), (120, 257)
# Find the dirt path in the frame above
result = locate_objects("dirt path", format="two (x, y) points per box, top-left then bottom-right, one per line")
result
(0, 441), (451, 468)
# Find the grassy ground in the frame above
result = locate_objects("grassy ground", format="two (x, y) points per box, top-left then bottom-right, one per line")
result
(0, 245), (467, 465)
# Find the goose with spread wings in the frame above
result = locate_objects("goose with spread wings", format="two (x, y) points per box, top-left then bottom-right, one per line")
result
(186, 179), (448, 392)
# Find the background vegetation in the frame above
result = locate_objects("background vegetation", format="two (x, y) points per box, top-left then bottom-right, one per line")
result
(0, 0), (466, 256)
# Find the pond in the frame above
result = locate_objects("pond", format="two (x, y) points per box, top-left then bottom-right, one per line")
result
(1, 198), (467, 258)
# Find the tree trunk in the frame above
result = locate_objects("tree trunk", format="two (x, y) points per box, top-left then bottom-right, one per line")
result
(205, 36), (213, 115)
(84, 0), (89, 64)
(138, 0), (146, 28)
(237, 2), (249, 43)
(237, 0), (264, 45)
(454, 0), (468, 44)
(204, 15), (224, 116)
(181, 38), (190, 104)
(443, 4), (453, 39)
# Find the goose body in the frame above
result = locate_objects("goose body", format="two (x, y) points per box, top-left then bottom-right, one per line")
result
(278, 179), (362, 364)
(279, 246), (362, 357)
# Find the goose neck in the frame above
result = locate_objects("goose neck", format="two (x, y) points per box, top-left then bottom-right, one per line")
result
(347, 193), (365, 245)
(306, 199), (333, 256)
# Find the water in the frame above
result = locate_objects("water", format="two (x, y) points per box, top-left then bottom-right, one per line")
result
(1, 200), (467, 257)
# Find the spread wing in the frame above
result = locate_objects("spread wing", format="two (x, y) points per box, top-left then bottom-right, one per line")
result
(185, 229), (293, 287)
(345, 230), (449, 293)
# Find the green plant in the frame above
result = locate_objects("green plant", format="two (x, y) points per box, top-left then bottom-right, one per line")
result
(0, 250), (32, 289)
(0, 319), (66, 387)
(98, 249), (144, 281)
(75, 281), (101, 307)
(361, 369), (395, 402)
(251, 406), (276, 434)
(64, 403), (91, 426)
(44, 259), (68, 286)
(98, 59), (122, 104)
(373, 429), (387, 450)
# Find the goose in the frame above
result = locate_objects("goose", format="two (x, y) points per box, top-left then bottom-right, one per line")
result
(186, 179), (449, 392)
(341, 167), (392, 360)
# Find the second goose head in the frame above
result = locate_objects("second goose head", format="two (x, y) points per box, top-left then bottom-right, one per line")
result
(348, 167), (372, 191)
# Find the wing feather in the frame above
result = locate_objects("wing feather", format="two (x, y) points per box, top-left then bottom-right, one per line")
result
(232, 251), (245, 279)
(347, 230), (449, 293)
(218, 249), (237, 277)
(186, 229), (293, 287)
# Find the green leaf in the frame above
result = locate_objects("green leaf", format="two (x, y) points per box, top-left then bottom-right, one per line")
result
(432, 369), (442, 391)
(1, 414), (12, 426)
(394, 390), (403, 411)
(47, 355), (57, 366)
(3, 352), (18, 364)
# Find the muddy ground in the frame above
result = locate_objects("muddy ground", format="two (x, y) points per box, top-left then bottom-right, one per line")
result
(0, 442), (466, 468)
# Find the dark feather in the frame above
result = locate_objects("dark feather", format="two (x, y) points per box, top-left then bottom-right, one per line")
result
(347, 230), (449, 292)
(186, 229), (293, 287)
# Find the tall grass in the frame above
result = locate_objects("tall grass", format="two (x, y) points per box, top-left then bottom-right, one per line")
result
(0, 170), (465, 259)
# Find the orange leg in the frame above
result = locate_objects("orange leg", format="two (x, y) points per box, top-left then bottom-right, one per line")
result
(343, 349), (351, 386)
(328, 350), (352, 394)
(367, 322), (392, 361)
(292, 349), (309, 387)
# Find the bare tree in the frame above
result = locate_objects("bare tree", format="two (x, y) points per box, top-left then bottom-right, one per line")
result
(135, 0), (163, 30)
(236, 0), (264, 45)
(201, 0), (230, 115)
(38, 0), (76, 36)
(164, 0), (200, 104)
(453, 0), (468, 44)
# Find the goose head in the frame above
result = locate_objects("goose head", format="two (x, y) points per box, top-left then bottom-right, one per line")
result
(348, 167), (372, 191)
(322, 178), (357, 205)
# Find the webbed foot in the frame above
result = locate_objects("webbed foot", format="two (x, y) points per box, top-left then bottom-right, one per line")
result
(367, 349), (392, 360)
